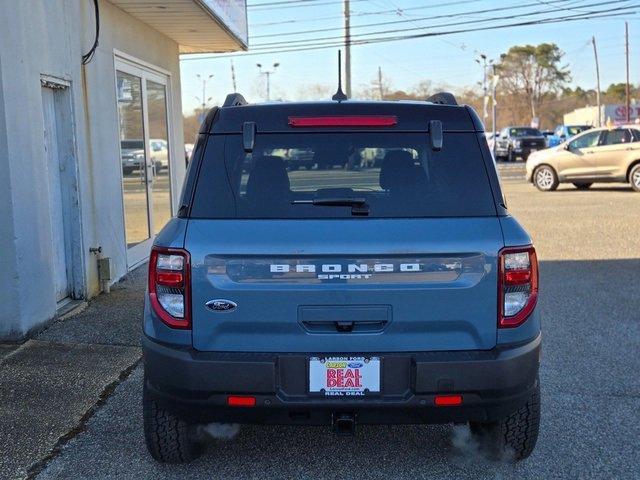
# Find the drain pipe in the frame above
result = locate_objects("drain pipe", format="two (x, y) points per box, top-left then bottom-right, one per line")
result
(90, 246), (111, 294)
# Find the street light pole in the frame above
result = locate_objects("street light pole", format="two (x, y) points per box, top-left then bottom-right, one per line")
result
(257, 62), (280, 101)
(476, 54), (488, 122)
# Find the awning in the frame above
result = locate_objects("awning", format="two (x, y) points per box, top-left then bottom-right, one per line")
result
(109, 0), (248, 53)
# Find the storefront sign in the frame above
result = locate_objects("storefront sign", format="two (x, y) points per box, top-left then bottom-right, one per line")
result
(200, 0), (248, 46)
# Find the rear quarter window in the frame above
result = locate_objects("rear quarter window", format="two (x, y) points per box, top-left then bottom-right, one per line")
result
(189, 132), (497, 219)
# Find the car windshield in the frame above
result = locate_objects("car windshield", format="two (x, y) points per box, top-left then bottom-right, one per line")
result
(190, 132), (497, 219)
(509, 128), (541, 137)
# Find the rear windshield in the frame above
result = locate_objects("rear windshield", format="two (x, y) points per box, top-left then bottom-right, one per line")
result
(190, 132), (496, 218)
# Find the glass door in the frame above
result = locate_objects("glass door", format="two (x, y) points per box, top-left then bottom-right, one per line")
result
(146, 80), (172, 238)
(115, 59), (173, 268)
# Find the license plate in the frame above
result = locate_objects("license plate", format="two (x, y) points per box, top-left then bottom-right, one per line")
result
(309, 356), (380, 396)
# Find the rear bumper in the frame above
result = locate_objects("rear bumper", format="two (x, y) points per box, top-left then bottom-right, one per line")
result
(143, 334), (541, 425)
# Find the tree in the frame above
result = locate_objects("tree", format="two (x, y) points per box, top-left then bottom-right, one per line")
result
(295, 83), (333, 101)
(357, 69), (393, 100)
(183, 112), (202, 146)
(496, 43), (570, 121)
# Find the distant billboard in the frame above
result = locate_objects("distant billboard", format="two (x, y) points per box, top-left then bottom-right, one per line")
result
(200, 0), (248, 47)
(605, 105), (640, 125)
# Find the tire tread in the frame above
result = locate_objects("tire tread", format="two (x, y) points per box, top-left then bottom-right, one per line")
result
(143, 384), (202, 463)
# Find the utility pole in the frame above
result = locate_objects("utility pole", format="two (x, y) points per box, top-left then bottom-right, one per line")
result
(230, 60), (237, 93)
(377, 66), (383, 100)
(344, 0), (352, 97)
(195, 74), (213, 120)
(256, 62), (279, 101)
(592, 36), (602, 127)
(625, 22), (631, 123)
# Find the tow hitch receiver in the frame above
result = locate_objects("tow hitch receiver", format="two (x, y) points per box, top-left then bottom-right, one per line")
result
(333, 413), (356, 436)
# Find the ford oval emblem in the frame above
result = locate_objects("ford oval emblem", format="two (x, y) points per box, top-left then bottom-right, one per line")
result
(205, 299), (237, 312)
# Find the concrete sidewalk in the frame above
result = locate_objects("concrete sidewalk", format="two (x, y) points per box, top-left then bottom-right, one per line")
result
(0, 266), (146, 480)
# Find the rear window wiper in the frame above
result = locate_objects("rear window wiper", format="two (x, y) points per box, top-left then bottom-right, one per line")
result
(291, 197), (369, 216)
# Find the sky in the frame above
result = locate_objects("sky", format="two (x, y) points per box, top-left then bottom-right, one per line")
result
(179, 0), (640, 114)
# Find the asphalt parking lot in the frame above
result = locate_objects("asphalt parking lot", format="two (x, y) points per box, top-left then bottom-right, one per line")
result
(29, 165), (640, 479)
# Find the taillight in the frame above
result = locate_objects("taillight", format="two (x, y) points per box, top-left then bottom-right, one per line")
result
(149, 247), (191, 329)
(498, 246), (538, 328)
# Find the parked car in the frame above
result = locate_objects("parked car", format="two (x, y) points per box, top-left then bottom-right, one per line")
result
(526, 125), (640, 191)
(184, 143), (194, 163)
(541, 130), (554, 147)
(120, 139), (145, 175)
(284, 148), (316, 170)
(495, 127), (546, 162)
(547, 124), (592, 148)
(150, 138), (169, 171)
(484, 131), (499, 152)
(143, 92), (541, 463)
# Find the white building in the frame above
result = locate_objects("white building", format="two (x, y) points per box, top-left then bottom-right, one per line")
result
(564, 103), (640, 126)
(0, 0), (247, 339)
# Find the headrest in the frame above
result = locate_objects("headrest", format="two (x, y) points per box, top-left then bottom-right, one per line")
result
(379, 150), (420, 191)
(246, 155), (290, 200)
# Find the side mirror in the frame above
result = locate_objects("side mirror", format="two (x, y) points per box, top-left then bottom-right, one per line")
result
(429, 120), (443, 151)
(564, 143), (572, 151)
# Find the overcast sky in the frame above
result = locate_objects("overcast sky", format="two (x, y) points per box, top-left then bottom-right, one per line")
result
(179, 0), (640, 114)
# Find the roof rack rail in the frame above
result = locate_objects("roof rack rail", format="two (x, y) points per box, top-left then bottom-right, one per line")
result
(426, 92), (458, 106)
(223, 93), (248, 107)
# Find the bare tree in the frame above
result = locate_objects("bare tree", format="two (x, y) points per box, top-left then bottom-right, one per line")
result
(295, 83), (334, 101)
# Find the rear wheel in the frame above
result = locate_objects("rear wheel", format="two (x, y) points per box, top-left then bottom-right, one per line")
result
(630, 164), (640, 192)
(533, 165), (559, 191)
(143, 382), (204, 463)
(470, 382), (541, 461)
(573, 183), (592, 190)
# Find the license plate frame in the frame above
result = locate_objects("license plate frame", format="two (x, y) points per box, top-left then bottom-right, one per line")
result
(308, 356), (381, 397)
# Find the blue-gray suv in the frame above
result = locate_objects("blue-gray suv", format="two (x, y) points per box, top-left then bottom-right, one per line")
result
(142, 92), (541, 463)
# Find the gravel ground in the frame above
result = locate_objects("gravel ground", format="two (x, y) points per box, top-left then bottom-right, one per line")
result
(36, 176), (640, 480)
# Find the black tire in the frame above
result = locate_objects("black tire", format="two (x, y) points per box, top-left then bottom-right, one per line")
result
(470, 382), (541, 461)
(143, 382), (203, 463)
(629, 164), (640, 192)
(123, 167), (134, 175)
(573, 183), (592, 190)
(533, 165), (559, 191)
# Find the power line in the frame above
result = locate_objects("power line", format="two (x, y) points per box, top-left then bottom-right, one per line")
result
(248, 1), (635, 49)
(249, 0), (367, 10)
(251, 0), (572, 38)
(182, 9), (637, 60)
(249, 0), (484, 26)
(249, 0), (327, 7)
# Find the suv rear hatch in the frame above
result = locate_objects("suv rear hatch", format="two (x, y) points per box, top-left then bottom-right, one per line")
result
(185, 126), (503, 353)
